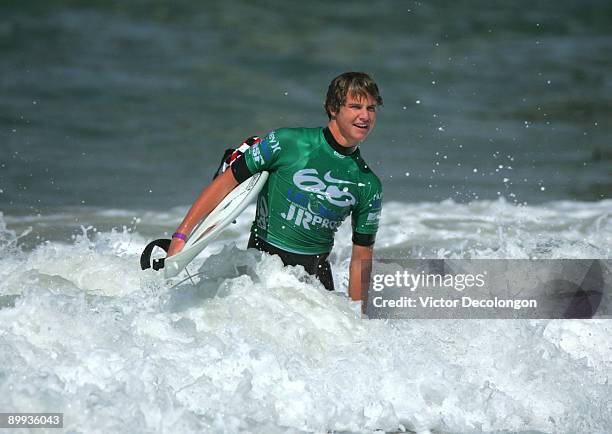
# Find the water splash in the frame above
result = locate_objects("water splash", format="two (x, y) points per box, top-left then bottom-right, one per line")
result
(1, 201), (611, 433)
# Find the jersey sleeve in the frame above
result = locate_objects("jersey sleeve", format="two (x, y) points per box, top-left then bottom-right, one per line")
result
(351, 177), (382, 246)
(243, 130), (284, 174)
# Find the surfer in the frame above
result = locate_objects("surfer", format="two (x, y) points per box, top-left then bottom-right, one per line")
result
(167, 72), (383, 304)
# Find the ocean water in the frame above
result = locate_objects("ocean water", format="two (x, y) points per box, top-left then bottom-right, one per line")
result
(1, 1), (612, 433)
(1, 201), (611, 433)
(1, 0), (611, 213)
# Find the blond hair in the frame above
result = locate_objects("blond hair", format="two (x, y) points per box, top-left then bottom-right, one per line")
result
(324, 72), (383, 119)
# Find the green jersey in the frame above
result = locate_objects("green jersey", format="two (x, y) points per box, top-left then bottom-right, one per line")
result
(236, 127), (382, 255)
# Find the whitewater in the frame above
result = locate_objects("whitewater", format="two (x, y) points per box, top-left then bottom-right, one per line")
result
(1, 199), (611, 433)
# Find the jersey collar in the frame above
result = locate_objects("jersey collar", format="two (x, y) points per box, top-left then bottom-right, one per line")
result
(323, 127), (357, 156)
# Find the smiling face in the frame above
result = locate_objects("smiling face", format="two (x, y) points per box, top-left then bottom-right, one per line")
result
(328, 92), (378, 147)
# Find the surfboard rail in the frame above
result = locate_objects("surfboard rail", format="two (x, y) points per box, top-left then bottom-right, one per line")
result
(162, 171), (269, 278)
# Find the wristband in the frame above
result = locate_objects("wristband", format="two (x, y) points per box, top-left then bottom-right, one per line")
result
(172, 232), (187, 241)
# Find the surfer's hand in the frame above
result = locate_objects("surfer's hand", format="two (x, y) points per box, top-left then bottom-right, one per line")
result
(167, 238), (185, 257)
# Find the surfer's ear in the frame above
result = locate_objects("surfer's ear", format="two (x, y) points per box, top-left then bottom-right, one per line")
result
(327, 105), (337, 119)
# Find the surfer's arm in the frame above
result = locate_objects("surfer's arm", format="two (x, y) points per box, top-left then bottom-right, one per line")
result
(348, 243), (373, 306)
(168, 169), (239, 257)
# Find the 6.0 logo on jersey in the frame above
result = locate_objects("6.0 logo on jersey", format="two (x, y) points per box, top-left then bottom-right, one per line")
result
(292, 169), (356, 207)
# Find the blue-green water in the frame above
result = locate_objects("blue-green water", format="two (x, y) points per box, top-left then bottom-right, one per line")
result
(1, 0), (611, 215)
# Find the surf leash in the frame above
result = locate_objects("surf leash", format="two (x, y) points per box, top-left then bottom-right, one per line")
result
(140, 238), (171, 271)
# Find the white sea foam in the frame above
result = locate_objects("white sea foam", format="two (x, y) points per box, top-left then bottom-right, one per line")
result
(0, 200), (611, 433)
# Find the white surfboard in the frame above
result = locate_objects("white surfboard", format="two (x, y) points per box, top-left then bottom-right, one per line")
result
(163, 171), (269, 278)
